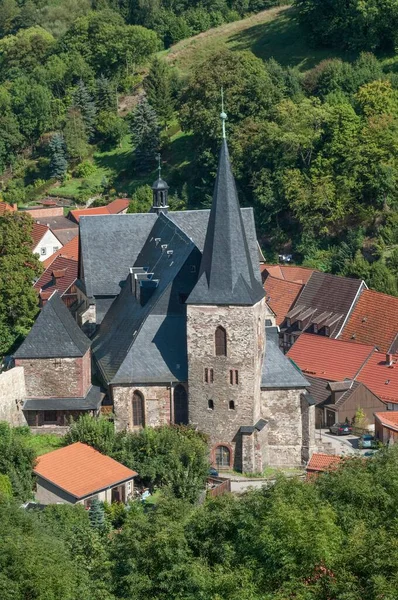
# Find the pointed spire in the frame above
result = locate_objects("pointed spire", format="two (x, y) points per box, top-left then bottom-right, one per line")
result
(187, 121), (264, 306)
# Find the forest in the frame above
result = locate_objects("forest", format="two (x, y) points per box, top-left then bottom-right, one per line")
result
(1, 0), (398, 298)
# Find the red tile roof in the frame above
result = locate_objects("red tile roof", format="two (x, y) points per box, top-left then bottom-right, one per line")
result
(287, 334), (374, 381)
(357, 351), (398, 403)
(263, 264), (315, 284)
(106, 198), (130, 214)
(307, 453), (342, 472)
(340, 289), (398, 353)
(374, 411), (398, 432)
(43, 235), (79, 268)
(31, 222), (49, 248)
(34, 256), (78, 297)
(0, 201), (17, 215)
(264, 275), (303, 325)
(34, 442), (137, 499)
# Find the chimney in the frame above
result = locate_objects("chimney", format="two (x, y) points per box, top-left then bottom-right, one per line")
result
(386, 353), (393, 366)
(52, 268), (66, 282)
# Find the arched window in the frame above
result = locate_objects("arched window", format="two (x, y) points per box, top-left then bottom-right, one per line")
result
(208, 399), (214, 410)
(174, 384), (188, 425)
(132, 391), (144, 427)
(215, 445), (231, 469)
(215, 326), (227, 356)
(229, 400), (235, 410)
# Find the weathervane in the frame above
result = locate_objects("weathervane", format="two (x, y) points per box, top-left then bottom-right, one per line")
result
(156, 153), (162, 179)
(220, 87), (227, 139)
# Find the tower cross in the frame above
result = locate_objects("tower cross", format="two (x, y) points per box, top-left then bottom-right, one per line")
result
(220, 88), (227, 139)
(156, 153), (161, 179)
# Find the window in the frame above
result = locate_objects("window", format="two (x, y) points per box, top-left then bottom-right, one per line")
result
(286, 318), (291, 327)
(297, 320), (303, 331)
(204, 368), (214, 383)
(229, 400), (235, 410)
(43, 411), (57, 423)
(265, 319), (273, 326)
(215, 326), (227, 356)
(174, 384), (188, 425)
(40, 247), (47, 256)
(132, 391), (144, 427)
(215, 445), (230, 469)
(208, 399), (214, 410)
(229, 369), (238, 385)
(190, 265), (196, 273)
(84, 494), (99, 509)
(53, 246), (59, 253)
(313, 324), (318, 333)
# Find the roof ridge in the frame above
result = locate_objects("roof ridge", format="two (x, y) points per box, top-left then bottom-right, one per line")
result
(353, 346), (377, 381)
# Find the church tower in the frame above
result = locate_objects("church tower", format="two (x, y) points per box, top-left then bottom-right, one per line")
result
(151, 154), (169, 214)
(186, 107), (267, 473)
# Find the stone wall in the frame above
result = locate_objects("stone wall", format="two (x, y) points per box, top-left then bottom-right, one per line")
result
(0, 367), (26, 426)
(22, 206), (64, 218)
(15, 350), (91, 399)
(112, 384), (171, 431)
(301, 396), (316, 463)
(187, 299), (266, 472)
(261, 388), (303, 467)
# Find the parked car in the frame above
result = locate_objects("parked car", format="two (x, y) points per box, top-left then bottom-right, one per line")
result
(329, 422), (352, 435)
(358, 434), (378, 449)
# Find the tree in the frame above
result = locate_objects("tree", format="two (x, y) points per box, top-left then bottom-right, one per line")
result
(0, 212), (42, 355)
(63, 107), (89, 160)
(89, 498), (106, 531)
(0, 474), (12, 498)
(63, 414), (116, 455)
(127, 184), (153, 213)
(129, 98), (160, 172)
(0, 423), (35, 501)
(144, 57), (174, 127)
(73, 79), (96, 138)
(48, 132), (68, 180)
(96, 111), (127, 146)
(0, 0), (20, 37)
(96, 75), (116, 113)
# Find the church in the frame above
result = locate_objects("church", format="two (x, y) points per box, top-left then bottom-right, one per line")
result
(16, 115), (315, 472)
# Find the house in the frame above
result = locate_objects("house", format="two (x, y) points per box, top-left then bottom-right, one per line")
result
(339, 289), (398, 353)
(33, 256), (78, 308)
(31, 222), (63, 262)
(0, 201), (17, 215)
(43, 235), (79, 268)
(35, 216), (78, 245)
(374, 412), (398, 445)
(261, 264), (315, 284)
(13, 293), (102, 431)
(263, 275), (303, 326)
(288, 334), (398, 422)
(279, 271), (366, 353)
(306, 453), (342, 478)
(22, 205), (64, 219)
(305, 375), (384, 428)
(34, 442), (137, 505)
(68, 198), (130, 223)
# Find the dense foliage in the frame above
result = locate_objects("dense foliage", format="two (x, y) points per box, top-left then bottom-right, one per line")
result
(0, 423), (36, 501)
(3, 445), (398, 598)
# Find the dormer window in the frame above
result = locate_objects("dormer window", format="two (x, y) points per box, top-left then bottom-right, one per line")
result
(324, 326), (330, 337)
(297, 320), (303, 331)
(313, 324), (318, 333)
(286, 318), (291, 327)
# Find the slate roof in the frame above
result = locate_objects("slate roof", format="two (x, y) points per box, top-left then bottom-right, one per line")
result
(305, 375), (361, 408)
(34, 256), (78, 298)
(34, 442), (137, 499)
(36, 216), (78, 245)
(262, 264), (315, 284)
(14, 292), (90, 359)
(261, 327), (308, 389)
(263, 275), (303, 325)
(23, 385), (103, 411)
(92, 213), (201, 384)
(187, 140), (264, 306)
(287, 334), (374, 381)
(79, 208), (260, 299)
(284, 271), (365, 338)
(43, 235), (79, 268)
(307, 453), (342, 472)
(339, 289), (398, 352)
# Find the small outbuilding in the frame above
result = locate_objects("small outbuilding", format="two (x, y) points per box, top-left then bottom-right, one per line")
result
(34, 442), (137, 506)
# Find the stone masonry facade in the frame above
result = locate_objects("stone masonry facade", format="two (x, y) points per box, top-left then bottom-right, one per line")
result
(112, 384), (172, 431)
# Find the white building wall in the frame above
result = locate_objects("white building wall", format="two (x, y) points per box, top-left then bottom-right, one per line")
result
(33, 229), (63, 261)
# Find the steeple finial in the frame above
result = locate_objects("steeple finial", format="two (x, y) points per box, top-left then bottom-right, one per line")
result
(220, 87), (227, 139)
(156, 153), (162, 178)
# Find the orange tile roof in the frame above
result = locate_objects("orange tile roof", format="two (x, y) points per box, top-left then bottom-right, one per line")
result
(307, 453), (342, 472)
(69, 206), (112, 223)
(0, 201), (17, 215)
(106, 198), (130, 214)
(264, 275), (303, 325)
(374, 411), (398, 432)
(263, 264), (315, 284)
(357, 351), (398, 403)
(287, 334), (374, 381)
(340, 289), (398, 353)
(31, 222), (49, 248)
(43, 235), (79, 268)
(34, 442), (137, 499)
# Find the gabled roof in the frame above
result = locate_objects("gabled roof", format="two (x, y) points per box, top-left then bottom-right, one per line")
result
(356, 351), (398, 403)
(287, 334), (374, 381)
(339, 289), (398, 352)
(36, 217), (78, 245)
(263, 275), (303, 325)
(33, 256), (78, 298)
(34, 442), (137, 499)
(261, 327), (308, 389)
(187, 140), (264, 306)
(307, 453), (342, 472)
(262, 264), (315, 284)
(289, 271), (365, 337)
(106, 198), (130, 214)
(14, 292), (90, 359)
(31, 222), (49, 248)
(374, 411), (398, 432)
(43, 235), (79, 268)
(69, 199), (130, 223)
(0, 201), (17, 215)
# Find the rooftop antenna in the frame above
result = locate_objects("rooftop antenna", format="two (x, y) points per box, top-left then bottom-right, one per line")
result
(156, 153), (162, 179)
(220, 87), (227, 139)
